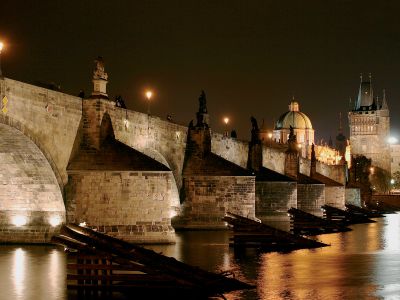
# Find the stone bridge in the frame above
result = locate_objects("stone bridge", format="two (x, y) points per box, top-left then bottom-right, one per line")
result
(0, 67), (346, 243)
(0, 77), (250, 198)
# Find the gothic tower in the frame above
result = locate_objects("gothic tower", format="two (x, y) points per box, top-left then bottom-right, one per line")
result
(348, 74), (390, 172)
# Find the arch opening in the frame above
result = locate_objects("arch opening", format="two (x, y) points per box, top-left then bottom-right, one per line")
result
(0, 124), (65, 243)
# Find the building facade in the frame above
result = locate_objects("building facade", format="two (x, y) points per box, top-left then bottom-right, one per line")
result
(348, 75), (390, 173)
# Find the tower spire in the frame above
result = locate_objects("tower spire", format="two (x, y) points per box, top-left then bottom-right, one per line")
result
(381, 88), (389, 110)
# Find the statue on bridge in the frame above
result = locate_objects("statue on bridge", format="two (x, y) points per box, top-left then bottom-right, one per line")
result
(196, 90), (209, 127)
(250, 116), (261, 144)
(93, 56), (108, 81)
(198, 90), (208, 114)
(287, 125), (298, 152)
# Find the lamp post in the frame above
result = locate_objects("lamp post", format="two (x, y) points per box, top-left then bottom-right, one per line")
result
(145, 90), (152, 115)
(0, 41), (4, 77)
(223, 117), (229, 137)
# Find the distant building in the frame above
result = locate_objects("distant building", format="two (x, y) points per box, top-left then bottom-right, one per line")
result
(273, 100), (314, 148)
(348, 75), (390, 173)
(273, 100), (343, 165)
(390, 144), (400, 174)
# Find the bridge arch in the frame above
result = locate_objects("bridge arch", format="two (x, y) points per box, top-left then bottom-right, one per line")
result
(0, 123), (65, 242)
(0, 114), (65, 192)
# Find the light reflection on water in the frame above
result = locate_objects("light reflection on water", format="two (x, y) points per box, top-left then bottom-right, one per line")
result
(0, 246), (66, 300)
(0, 213), (399, 300)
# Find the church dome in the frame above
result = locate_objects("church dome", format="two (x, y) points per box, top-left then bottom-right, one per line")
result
(275, 101), (313, 130)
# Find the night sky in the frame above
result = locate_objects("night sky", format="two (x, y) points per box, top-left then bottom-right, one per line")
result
(1, 1), (400, 141)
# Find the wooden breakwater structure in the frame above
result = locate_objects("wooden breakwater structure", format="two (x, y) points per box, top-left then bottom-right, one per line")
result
(288, 207), (351, 236)
(345, 204), (385, 218)
(223, 212), (327, 251)
(52, 224), (254, 299)
(322, 205), (375, 225)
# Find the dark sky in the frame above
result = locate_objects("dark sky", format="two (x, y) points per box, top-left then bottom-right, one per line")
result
(1, 0), (400, 141)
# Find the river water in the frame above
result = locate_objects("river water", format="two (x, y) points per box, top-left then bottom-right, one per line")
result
(0, 213), (399, 300)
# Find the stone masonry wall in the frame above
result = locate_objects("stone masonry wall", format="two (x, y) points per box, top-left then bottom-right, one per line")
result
(111, 108), (187, 204)
(297, 184), (325, 216)
(255, 181), (297, 231)
(0, 78), (82, 189)
(263, 147), (286, 174)
(65, 170), (175, 244)
(175, 176), (255, 229)
(345, 188), (362, 207)
(211, 133), (249, 168)
(325, 186), (345, 209)
(300, 157), (346, 185)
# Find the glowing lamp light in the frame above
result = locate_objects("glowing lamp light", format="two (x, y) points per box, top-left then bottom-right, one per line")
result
(79, 221), (87, 227)
(145, 91), (153, 100)
(223, 117), (229, 125)
(268, 133), (273, 139)
(0, 42), (3, 52)
(388, 137), (398, 144)
(391, 179), (395, 185)
(297, 144), (302, 149)
(49, 216), (62, 227)
(12, 215), (27, 227)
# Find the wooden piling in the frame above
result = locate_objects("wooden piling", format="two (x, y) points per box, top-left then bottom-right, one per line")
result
(288, 207), (351, 235)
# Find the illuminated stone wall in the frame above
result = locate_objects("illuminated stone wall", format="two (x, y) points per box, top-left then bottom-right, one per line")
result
(174, 176), (255, 229)
(297, 184), (325, 216)
(255, 181), (297, 231)
(0, 124), (65, 243)
(325, 186), (345, 208)
(211, 133), (249, 168)
(0, 78), (82, 189)
(345, 188), (361, 207)
(263, 146), (287, 174)
(300, 157), (346, 185)
(65, 171), (175, 244)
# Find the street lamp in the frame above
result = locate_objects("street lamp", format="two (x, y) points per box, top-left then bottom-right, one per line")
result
(223, 117), (229, 137)
(0, 41), (4, 77)
(145, 90), (152, 114)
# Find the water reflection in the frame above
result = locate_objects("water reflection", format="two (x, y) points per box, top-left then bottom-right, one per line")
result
(0, 214), (399, 299)
(0, 245), (66, 300)
(375, 214), (400, 299)
(12, 248), (25, 299)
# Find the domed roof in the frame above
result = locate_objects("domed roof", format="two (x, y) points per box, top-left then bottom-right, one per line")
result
(275, 101), (313, 130)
